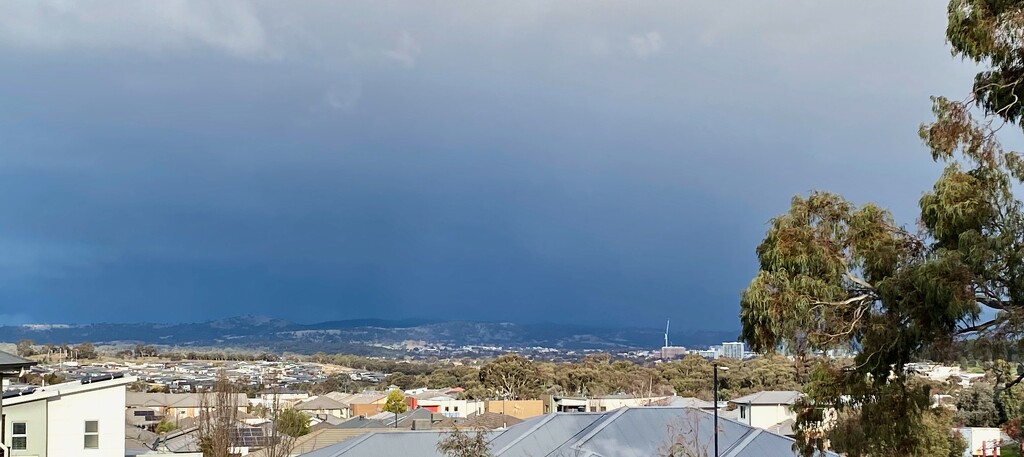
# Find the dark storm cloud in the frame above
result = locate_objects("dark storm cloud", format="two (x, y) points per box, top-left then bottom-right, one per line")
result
(0, 1), (978, 327)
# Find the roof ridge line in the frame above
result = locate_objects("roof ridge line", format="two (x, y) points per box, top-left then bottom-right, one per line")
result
(722, 428), (762, 457)
(567, 406), (630, 450)
(540, 408), (627, 457)
(492, 413), (559, 455)
(324, 430), (378, 456)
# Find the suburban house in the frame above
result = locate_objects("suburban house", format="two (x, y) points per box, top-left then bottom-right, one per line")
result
(406, 389), (484, 418)
(296, 406), (840, 457)
(729, 390), (801, 435)
(586, 394), (672, 412)
(295, 396), (346, 419)
(126, 392), (250, 424)
(1, 351), (36, 457)
(321, 392), (388, 418)
(541, 394), (672, 414)
(249, 390), (311, 411)
(2, 372), (136, 457)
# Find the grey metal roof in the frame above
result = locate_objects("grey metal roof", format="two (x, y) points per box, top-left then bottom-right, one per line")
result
(0, 351), (36, 372)
(297, 396), (346, 410)
(491, 413), (606, 456)
(297, 407), (837, 457)
(546, 407), (826, 457)
(665, 396), (716, 409)
(725, 429), (809, 457)
(333, 416), (390, 429)
(729, 391), (802, 406)
(301, 430), (502, 457)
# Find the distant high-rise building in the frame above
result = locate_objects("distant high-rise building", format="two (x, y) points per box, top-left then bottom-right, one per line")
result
(659, 319), (687, 360)
(697, 349), (719, 360)
(660, 346), (688, 360)
(722, 342), (745, 359)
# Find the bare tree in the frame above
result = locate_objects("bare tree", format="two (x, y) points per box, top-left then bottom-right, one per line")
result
(198, 371), (240, 457)
(259, 379), (301, 457)
(659, 410), (712, 457)
(437, 426), (494, 457)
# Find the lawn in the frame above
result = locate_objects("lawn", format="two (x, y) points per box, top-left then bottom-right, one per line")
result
(1003, 444), (1022, 457)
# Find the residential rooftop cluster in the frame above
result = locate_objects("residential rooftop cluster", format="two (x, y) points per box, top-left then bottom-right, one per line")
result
(21, 359), (332, 393)
(1, 348), (1010, 457)
(0, 349), (851, 457)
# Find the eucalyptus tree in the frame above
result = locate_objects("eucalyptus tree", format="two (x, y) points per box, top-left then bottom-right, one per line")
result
(740, 1), (1024, 454)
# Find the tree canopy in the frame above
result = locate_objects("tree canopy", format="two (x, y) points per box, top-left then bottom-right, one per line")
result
(478, 354), (543, 400)
(275, 408), (310, 438)
(383, 389), (408, 415)
(739, 1), (1024, 454)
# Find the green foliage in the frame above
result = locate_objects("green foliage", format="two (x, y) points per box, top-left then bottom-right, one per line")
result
(383, 389), (408, 415)
(740, 3), (1024, 453)
(956, 383), (1000, 427)
(479, 354), (543, 400)
(378, 352), (801, 402)
(155, 419), (176, 434)
(946, 0), (1024, 126)
(1001, 380), (1024, 424)
(275, 408), (310, 437)
(815, 379), (966, 457)
(436, 427), (494, 457)
(304, 351), (802, 403)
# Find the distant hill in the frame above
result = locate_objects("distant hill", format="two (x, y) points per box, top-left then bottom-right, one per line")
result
(0, 316), (737, 354)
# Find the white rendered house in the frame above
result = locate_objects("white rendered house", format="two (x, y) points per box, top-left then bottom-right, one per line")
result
(2, 373), (136, 457)
(730, 390), (801, 431)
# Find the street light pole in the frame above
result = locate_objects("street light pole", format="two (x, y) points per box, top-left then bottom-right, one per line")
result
(713, 363), (728, 457)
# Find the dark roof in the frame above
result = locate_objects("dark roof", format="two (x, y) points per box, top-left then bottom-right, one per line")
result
(297, 396), (346, 411)
(333, 416), (390, 430)
(157, 424), (272, 452)
(435, 412), (524, 430)
(0, 351), (36, 374)
(383, 408), (434, 428)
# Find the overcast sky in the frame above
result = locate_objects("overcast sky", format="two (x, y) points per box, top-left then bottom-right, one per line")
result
(0, 1), (980, 329)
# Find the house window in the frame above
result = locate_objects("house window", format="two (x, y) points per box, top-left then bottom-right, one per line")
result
(84, 420), (99, 449)
(12, 422), (27, 450)
(453, 406), (458, 412)
(444, 406), (450, 412)
(740, 406), (747, 419)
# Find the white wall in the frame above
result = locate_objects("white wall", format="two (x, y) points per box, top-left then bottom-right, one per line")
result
(302, 408), (343, 418)
(46, 384), (126, 457)
(745, 404), (796, 429)
(588, 397), (668, 412)
(4, 398), (47, 457)
(418, 399), (484, 418)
